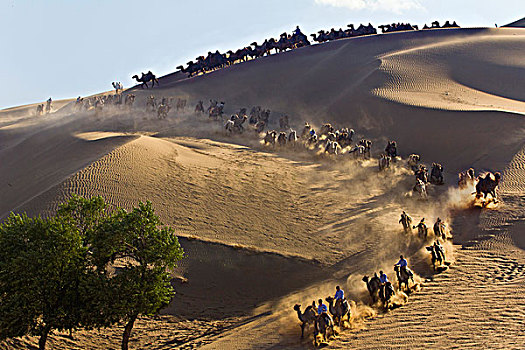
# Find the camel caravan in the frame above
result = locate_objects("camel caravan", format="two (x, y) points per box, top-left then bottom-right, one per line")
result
(71, 89), (193, 120)
(294, 253), (425, 345)
(378, 20), (459, 33)
(174, 20), (459, 78)
(121, 20), (460, 90)
(199, 98), (502, 207)
(292, 168), (499, 345)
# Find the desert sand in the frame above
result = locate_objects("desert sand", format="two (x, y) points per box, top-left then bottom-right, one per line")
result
(1, 27), (525, 349)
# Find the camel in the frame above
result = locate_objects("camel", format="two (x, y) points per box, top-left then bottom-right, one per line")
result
(293, 304), (317, 339)
(176, 98), (186, 111)
(308, 133), (318, 146)
(264, 130), (277, 146)
(359, 139), (372, 159)
(379, 154), (391, 171)
(458, 168), (475, 188)
(157, 104), (170, 119)
(475, 172), (501, 203)
(195, 100), (204, 113)
(431, 163), (444, 185)
(112, 81), (123, 94)
(277, 132), (287, 146)
(249, 106), (261, 124)
(426, 243), (445, 270)
(255, 120), (266, 134)
(301, 122), (312, 139)
(394, 265), (414, 291)
(381, 282), (395, 308)
(45, 98), (52, 114)
(224, 119), (235, 134)
(288, 129), (298, 144)
(146, 95), (156, 111)
(124, 94), (135, 108)
(208, 102), (225, 120)
(362, 275), (381, 303)
(36, 104), (44, 116)
(314, 313), (334, 346)
(408, 154), (420, 173)
(132, 71), (159, 88)
(349, 144), (366, 159)
(385, 140), (398, 159)
(325, 140), (341, 155)
(320, 123), (334, 136)
(337, 128), (354, 148)
(177, 60), (204, 77)
(233, 115), (247, 133)
(414, 218), (428, 239)
(414, 178), (427, 198)
(399, 211), (412, 233)
(326, 296), (350, 327)
(433, 218), (446, 240)
(415, 165), (428, 183)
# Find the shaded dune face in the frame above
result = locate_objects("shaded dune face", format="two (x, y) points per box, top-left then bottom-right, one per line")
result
(2, 27), (525, 349)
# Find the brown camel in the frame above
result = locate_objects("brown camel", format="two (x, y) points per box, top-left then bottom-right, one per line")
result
(362, 275), (381, 303)
(475, 172), (501, 203)
(326, 296), (350, 327)
(293, 304), (317, 339)
(314, 312), (335, 346)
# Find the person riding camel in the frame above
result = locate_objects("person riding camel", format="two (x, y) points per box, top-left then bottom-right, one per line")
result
(293, 26), (303, 36)
(46, 97), (52, 113)
(395, 255), (409, 274)
(379, 270), (389, 299)
(434, 241), (445, 262)
(334, 285), (344, 300)
(433, 217), (445, 239)
(414, 218), (428, 239)
(399, 211), (412, 233)
(317, 298), (333, 326)
(385, 140), (398, 158)
(317, 298), (328, 315)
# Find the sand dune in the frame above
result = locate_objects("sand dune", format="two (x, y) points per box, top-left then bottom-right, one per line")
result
(503, 17), (525, 27)
(2, 27), (525, 349)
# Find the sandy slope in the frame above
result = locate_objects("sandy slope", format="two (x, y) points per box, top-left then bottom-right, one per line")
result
(503, 17), (525, 27)
(1, 27), (525, 349)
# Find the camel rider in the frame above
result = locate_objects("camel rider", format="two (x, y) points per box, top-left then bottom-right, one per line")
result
(399, 211), (412, 231)
(317, 298), (332, 324)
(434, 241), (445, 261)
(379, 270), (388, 299)
(293, 26), (303, 36)
(317, 298), (328, 315)
(414, 218), (428, 239)
(395, 255), (408, 274)
(379, 271), (389, 284)
(334, 285), (344, 300)
(433, 217), (445, 239)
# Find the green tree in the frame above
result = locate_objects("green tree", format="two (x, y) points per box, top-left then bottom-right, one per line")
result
(0, 213), (90, 350)
(88, 201), (184, 350)
(0, 197), (183, 350)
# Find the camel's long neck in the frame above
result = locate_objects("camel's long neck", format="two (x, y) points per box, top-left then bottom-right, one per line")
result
(296, 309), (304, 322)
